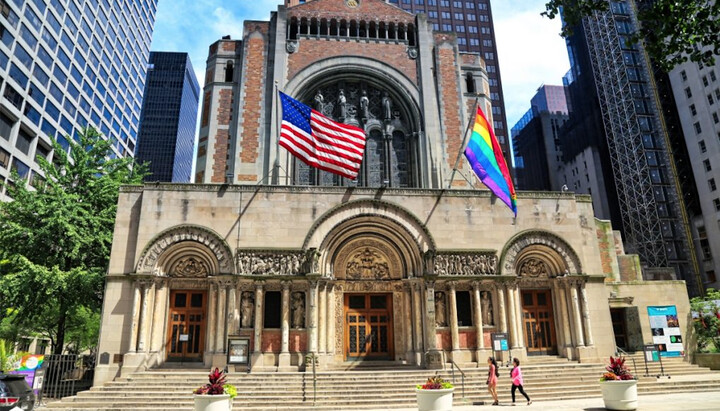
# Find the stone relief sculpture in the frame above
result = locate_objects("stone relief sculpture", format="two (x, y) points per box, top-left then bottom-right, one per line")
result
(306, 248), (321, 273)
(240, 291), (254, 328)
(518, 258), (549, 278)
(314, 90), (325, 113)
(433, 253), (497, 276)
(291, 292), (305, 328)
(173, 257), (209, 278)
(382, 91), (393, 120)
(346, 248), (390, 280)
(236, 251), (305, 276)
(481, 291), (494, 326)
(435, 292), (447, 327)
(360, 90), (370, 119)
(338, 89), (347, 119)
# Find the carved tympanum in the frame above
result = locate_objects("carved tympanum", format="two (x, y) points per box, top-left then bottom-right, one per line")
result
(518, 258), (549, 278)
(346, 248), (390, 280)
(173, 257), (209, 278)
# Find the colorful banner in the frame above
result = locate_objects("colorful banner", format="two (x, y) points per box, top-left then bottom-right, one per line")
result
(8, 354), (45, 394)
(647, 306), (683, 357)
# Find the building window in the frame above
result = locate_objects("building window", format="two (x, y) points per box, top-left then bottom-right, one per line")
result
(225, 61), (234, 83)
(714, 113), (719, 124)
(710, 178), (717, 192)
(711, 71), (717, 82)
(700, 140), (707, 152)
(709, 94), (715, 105)
(704, 159), (712, 172)
(263, 291), (281, 328)
(690, 104), (697, 116)
(680, 70), (687, 81)
(456, 291), (473, 327)
(713, 198), (720, 211)
(685, 87), (692, 98)
(708, 270), (717, 283)
(703, 76), (709, 87)
(0, 146), (10, 169)
(695, 122), (702, 134)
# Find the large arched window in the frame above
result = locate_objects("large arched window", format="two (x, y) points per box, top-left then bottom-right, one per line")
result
(292, 80), (417, 188)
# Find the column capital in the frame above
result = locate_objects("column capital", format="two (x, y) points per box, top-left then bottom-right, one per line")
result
(254, 280), (265, 290)
(447, 280), (458, 290)
(135, 278), (154, 290)
(281, 280), (292, 290)
(425, 280), (436, 290)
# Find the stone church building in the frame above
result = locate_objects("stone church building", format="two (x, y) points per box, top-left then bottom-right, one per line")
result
(94, 0), (691, 385)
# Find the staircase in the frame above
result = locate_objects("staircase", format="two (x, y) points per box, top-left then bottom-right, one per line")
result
(45, 355), (720, 410)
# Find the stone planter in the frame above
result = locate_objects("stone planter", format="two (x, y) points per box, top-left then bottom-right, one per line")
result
(695, 353), (720, 370)
(600, 380), (637, 410)
(193, 394), (232, 411)
(415, 388), (454, 411)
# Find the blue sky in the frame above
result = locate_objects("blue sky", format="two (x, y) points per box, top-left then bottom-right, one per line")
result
(150, 0), (569, 133)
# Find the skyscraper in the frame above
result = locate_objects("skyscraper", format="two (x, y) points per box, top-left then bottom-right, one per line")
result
(0, 0), (158, 198)
(559, 0), (701, 293)
(135, 52), (199, 182)
(285, 0), (511, 166)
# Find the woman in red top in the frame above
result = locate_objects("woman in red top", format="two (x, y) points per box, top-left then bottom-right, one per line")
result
(510, 357), (532, 405)
(486, 357), (499, 405)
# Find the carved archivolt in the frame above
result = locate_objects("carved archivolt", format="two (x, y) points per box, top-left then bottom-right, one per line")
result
(135, 225), (234, 276)
(500, 231), (582, 276)
(236, 250), (307, 276)
(428, 251), (498, 276)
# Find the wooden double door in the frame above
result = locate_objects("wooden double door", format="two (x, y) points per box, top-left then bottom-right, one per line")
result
(521, 289), (557, 355)
(344, 294), (394, 360)
(166, 290), (207, 361)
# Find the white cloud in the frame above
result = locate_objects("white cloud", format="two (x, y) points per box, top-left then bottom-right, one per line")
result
(492, 1), (570, 131)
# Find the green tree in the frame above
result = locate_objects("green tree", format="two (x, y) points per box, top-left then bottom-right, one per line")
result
(543, 0), (720, 71)
(690, 288), (720, 353)
(0, 127), (145, 354)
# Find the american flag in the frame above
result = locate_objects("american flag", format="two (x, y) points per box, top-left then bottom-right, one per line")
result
(279, 92), (366, 180)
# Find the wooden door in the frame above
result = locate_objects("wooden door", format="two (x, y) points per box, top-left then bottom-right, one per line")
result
(166, 290), (207, 361)
(344, 294), (393, 360)
(521, 289), (557, 354)
(611, 308), (628, 350)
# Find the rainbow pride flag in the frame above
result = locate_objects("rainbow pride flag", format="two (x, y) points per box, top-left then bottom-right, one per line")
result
(464, 106), (517, 215)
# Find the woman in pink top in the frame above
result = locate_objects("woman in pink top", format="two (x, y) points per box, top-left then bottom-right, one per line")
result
(510, 358), (532, 405)
(486, 357), (499, 405)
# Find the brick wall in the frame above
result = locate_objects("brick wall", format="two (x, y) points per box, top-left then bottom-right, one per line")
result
(289, 0), (414, 24)
(211, 129), (229, 183)
(435, 34), (463, 171)
(287, 39), (417, 84)
(238, 27), (268, 169)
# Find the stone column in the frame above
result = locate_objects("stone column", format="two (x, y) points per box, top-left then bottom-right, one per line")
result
(207, 282), (217, 356)
(279, 281), (291, 368)
(412, 282), (424, 365)
(253, 281), (264, 353)
(227, 282), (237, 336)
(570, 280), (585, 347)
(318, 282), (327, 355)
(506, 284), (519, 349)
(550, 282), (566, 351)
(308, 279), (319, 353)
(448, 281), (460, 354)
(136, 280), (152, 352)
(496, 284), (507, 334)
(128, 281), (141, 353)
(403, 284), (414, 361)
(215, 282), (227, 353)
(150, 278), (167, 353)
(326, 284), (335, 355)
(558, 281), (574, 348)
(580, 282), (594, 346)
(472, 282), (484, 350)
(424, 281), (438, 350)
(514, 286), (525, 350)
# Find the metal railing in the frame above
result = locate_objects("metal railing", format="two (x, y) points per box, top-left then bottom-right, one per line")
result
(305, 353), (318, 406)
(41, 354), (95, 399)
(449, 359), (465, 399)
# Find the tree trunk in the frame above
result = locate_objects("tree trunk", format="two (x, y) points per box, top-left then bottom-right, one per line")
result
(53, 312), (67, 355)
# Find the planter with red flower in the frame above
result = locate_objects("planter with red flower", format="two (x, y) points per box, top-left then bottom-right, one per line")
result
(415, 376), (454, 411)
(599, 356), (637, 411)
(193, 368), (237, 411)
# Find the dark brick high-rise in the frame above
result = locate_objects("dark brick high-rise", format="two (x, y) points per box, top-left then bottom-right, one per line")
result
(136, 52), (200, 182)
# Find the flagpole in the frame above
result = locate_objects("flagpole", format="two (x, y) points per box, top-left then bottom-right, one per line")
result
(447, 97), (479, 189)
(273, 81), (281, 184)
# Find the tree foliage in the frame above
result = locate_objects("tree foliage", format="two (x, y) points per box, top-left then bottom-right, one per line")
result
(690, 288), (720, 353)
(0, 127), (145, 354)
(543, 0), (720, 71)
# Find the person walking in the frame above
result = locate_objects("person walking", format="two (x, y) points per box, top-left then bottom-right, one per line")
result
(487, 357), (499, 405)
(510, 357), (532, 406)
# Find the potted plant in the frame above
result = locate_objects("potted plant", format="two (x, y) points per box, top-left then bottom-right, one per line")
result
(193, 368), (237, 411)
(690, 288), (720, 369)
(599, 356), (637, 411)
(415, 375), (454, 411)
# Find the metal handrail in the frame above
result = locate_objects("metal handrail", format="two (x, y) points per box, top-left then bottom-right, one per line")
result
(449, 359), (466, 399)
(614, 346), (638, 377)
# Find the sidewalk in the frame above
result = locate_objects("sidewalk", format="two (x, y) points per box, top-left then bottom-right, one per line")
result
(368, 390), (720, 410)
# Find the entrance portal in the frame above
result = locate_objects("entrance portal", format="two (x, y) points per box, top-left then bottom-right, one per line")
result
(166, 290), (207, 361)
(521, 289), (557, 355)
(344, 294), (394, 360)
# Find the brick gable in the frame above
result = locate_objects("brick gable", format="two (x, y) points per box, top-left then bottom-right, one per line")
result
(289, 0), (414, 24)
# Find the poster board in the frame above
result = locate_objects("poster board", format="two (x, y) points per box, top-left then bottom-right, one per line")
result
(8, 354), (44, 395)
(227, 337), (250, 365)
(647, 306), (683, 357)
(491, 333), (509, 352)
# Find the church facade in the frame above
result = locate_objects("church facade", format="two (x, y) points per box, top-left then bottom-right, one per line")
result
(94, 0), (691, 386)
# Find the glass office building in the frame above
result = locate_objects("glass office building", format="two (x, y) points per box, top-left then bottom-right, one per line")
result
(135, 52), (199, 183)
(0, 0), (158, 198)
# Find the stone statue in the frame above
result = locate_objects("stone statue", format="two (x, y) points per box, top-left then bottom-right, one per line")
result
(314, 90), (325, 113)
(382, 91), (393, 120)
(481, 291), (494, 326)
(240, 291), (254, 328)
(291, 292), (305, 328)
(435, 292), (447, 327)
(307, 248), (321, 273)
(338, 89), (347, 119)
(360, 90), (370, 119)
